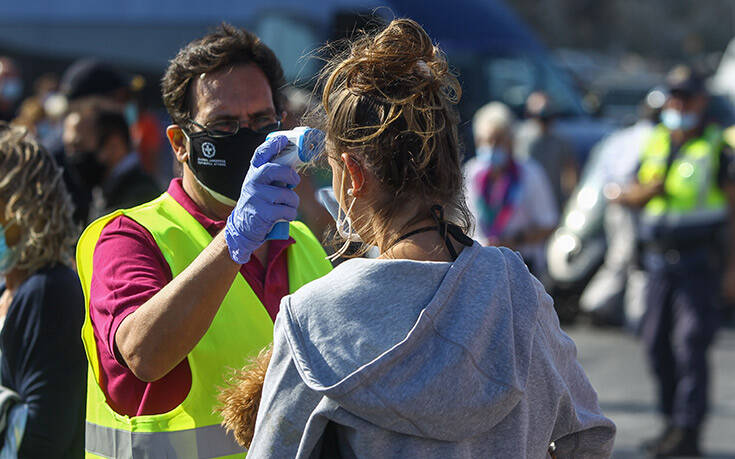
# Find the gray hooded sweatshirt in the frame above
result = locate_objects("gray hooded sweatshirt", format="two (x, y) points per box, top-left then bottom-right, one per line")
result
(248, 244), (615, 458)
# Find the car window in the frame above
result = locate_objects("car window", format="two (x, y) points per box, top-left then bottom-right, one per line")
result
(480, 53), (585, 117)
(253, 13), (320, 83)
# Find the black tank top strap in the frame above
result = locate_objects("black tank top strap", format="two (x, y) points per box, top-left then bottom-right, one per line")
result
(429, 205), (473, 260)
(389, 205), (472, 261)
(392, 226), (439, 245)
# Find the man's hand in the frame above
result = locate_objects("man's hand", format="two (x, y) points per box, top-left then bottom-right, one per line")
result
(225, 136), (300, 264)
(615, 180), (664, 208)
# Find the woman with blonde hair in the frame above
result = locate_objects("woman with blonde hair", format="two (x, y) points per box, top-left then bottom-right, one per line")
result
(240, 19), (614, 458)
(0, 123), (85, 457)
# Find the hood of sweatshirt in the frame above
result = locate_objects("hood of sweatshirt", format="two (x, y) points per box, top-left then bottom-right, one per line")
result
(280, 243), (546, 442)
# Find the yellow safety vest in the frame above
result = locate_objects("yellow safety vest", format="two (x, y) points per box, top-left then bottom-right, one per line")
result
(638, 124), (727, 227)
(76, 192), (332, 458)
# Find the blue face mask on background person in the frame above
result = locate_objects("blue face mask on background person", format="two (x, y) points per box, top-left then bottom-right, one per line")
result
(0, 77), (23, 103)
(0, 222), (18, 273)
(476, 145), (510, 168)
(661, 108), (699, 132)
(124, 102), (138, 126)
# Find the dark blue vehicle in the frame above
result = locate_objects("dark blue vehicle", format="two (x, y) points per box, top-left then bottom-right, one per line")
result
(0, 0), (613, 156)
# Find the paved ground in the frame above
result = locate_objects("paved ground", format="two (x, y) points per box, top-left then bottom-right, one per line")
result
(565, 324), (735, 458)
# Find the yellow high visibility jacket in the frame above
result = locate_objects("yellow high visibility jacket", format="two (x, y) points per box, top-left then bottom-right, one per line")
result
(76, 192), (332, 458)
(638, 124), (727, 228)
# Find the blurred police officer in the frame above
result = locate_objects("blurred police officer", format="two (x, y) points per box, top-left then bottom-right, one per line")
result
(618, 65), (735, 457)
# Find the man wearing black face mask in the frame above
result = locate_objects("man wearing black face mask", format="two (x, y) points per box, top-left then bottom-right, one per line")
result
(74, 24), (331, 457)
(63, 101), (160, 220)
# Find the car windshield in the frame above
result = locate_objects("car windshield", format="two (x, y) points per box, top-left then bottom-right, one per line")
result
(453, 51), (586, 119)
(252, 13), (321, 83)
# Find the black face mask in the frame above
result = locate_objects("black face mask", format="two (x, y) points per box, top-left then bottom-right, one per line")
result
(68, 150), (106, 189)
(187, 128), (268, 204)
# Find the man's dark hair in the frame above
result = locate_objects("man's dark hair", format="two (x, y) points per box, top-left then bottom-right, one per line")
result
(161, 23), (286, 128)
(95, 108), (131, 150)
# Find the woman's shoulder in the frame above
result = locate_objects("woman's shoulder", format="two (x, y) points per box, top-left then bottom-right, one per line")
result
(287, 258), (390, 306)
(15, 264), (82, 307)
(5, 265), (83, 339)
(23, 263), (78, 288)
(286, 257), (451, 317)
(463, 244), (548, 312)
(474, 244), (528, 272)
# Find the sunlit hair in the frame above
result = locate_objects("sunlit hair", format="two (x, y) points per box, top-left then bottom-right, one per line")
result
(0, 123), (77, 273)
(314, 18), (471, 255)
(472, 101), (516, 141)
(161, 23), (286, 129)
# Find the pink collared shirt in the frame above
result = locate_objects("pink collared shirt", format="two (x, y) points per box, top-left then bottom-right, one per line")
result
(89, 178), (293, 416)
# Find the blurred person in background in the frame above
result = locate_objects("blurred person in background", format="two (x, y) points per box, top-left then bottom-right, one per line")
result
(59, 59), (137, 225)
(60, 59), (132, 108)
(75, 24), (331, 457)
(128, 84), (167, 180)
(11, 97), (45, 137)
(0, 57), (23, 123)
(516, 91), (579, 209)
(11, 73), (65, 152)
(465, 101), (558, 278)
(63, 100), (160, 220)
(0, 123), (85, 458)
(617, 65), (735, 457)
(34, 74), (67, 153)
(580, 88), (665, 328)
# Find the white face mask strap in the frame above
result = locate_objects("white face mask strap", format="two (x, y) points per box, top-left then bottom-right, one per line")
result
(335, 168), (347, 232)
(328, 170), (359, 262)
(327, 196), (358, 262)
(343, 194), (358, 237)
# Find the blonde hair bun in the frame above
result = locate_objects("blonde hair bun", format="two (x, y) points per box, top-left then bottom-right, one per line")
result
(324, 18), (459, 109)
(315, 18), (471, 254)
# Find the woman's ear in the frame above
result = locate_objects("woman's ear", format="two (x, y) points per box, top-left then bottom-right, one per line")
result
(341, 153), (365, 197)
(166, 125), (189, 164)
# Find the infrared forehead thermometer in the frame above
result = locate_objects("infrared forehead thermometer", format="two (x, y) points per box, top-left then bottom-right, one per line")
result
(265, 127), (325, 240)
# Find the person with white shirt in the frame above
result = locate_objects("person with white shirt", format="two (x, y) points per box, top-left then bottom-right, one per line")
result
(465, 102), (558, 276)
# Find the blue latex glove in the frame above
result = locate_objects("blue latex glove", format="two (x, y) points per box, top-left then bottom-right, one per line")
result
(225, 135), (300, 264)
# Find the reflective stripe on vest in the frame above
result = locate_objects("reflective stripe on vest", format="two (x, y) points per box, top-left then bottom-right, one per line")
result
(638, 124), (726, 220)
(77, 192), (332, 458)
(86, 422), (245, 459)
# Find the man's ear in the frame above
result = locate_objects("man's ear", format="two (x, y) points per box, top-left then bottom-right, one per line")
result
(341, 153), (365, 197)
(166, 125), (188, 164)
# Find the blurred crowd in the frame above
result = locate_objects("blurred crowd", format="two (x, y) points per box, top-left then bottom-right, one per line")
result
(466, 64), (735, 457)
(0, 19), (734, 457)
